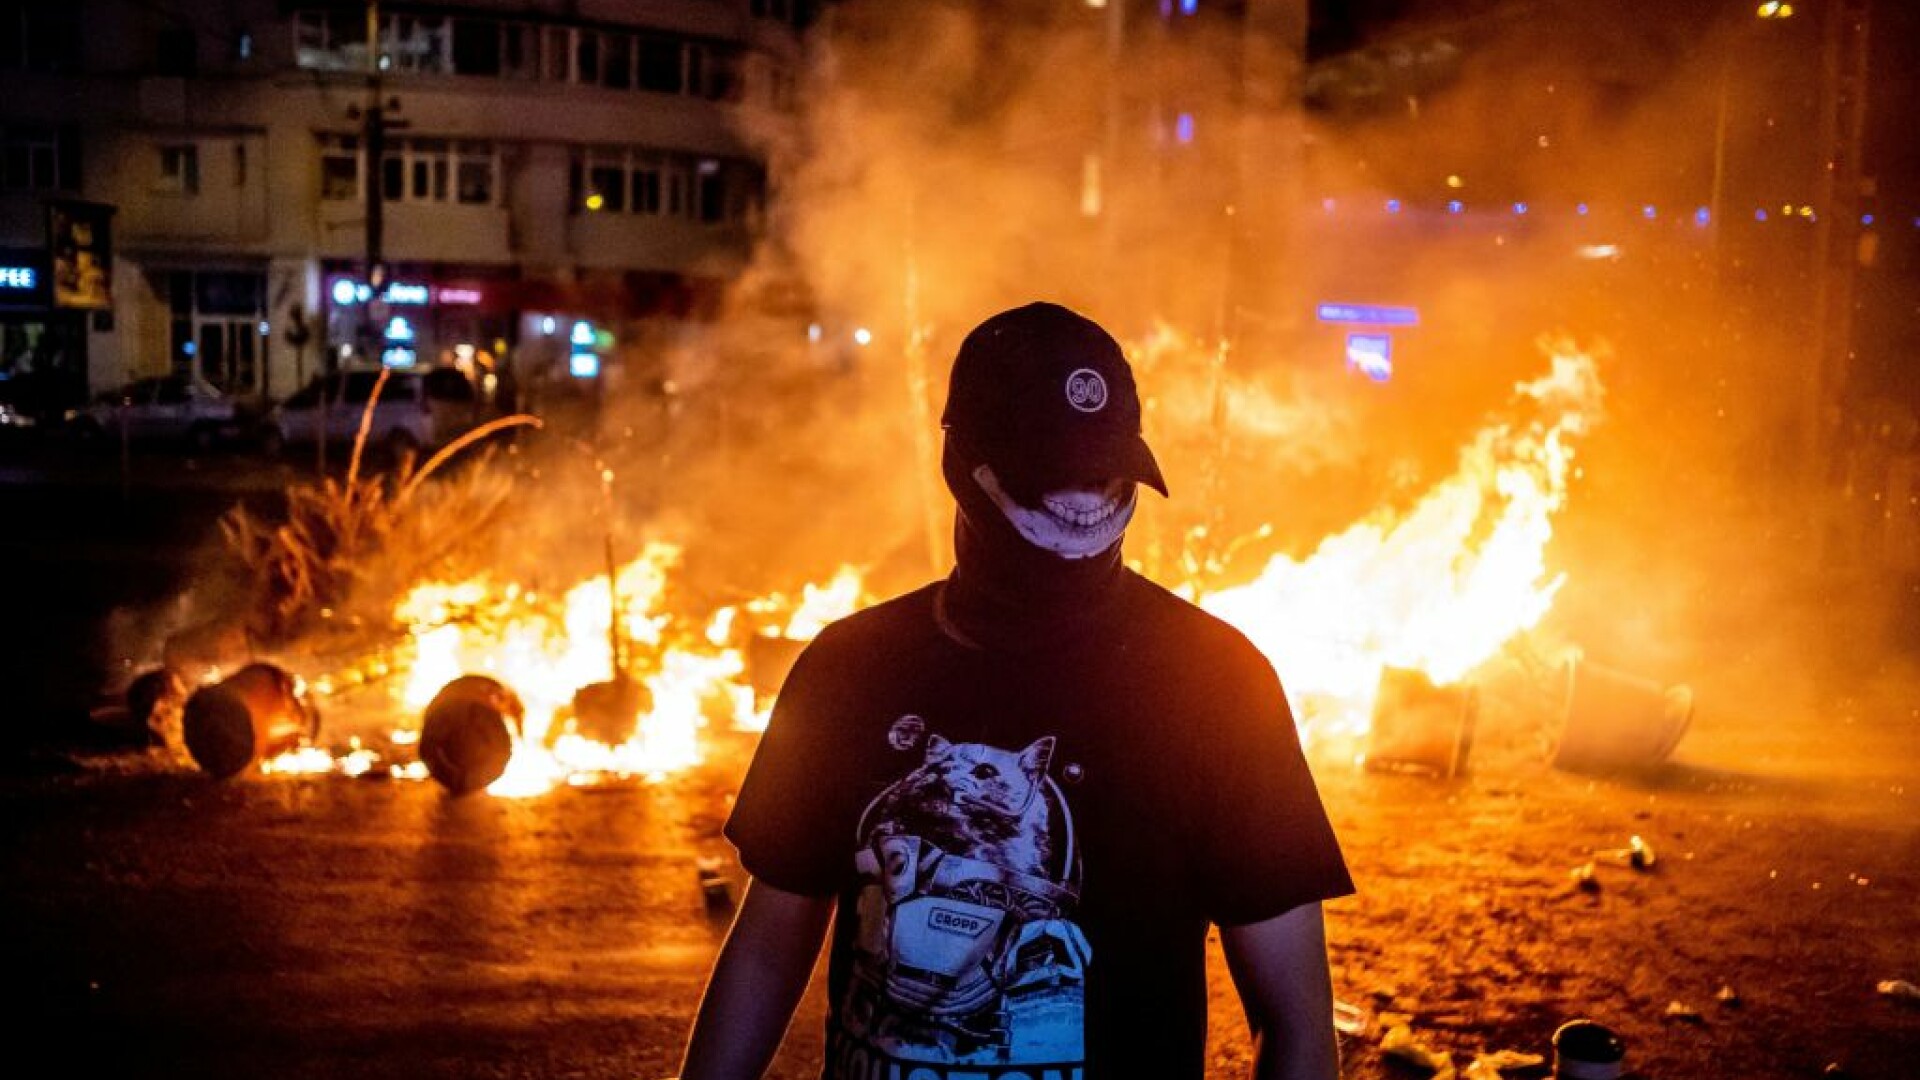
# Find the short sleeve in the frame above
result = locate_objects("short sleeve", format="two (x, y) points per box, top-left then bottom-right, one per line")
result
(1191, 641), (1354, 926)
(723, 631), (862, 897)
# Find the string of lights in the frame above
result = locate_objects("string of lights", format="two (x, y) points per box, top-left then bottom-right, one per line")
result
(1311, 197), (1915, 229)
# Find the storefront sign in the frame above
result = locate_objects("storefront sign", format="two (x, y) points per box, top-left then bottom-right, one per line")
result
(1346, 332), (1393, 382)
(329, 277), (431, 307)
(0, 248), (51, 309)
(48, 201), (115, 310)
(1317, 301), (1419, 326)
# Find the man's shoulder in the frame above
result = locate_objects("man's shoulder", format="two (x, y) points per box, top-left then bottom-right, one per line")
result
(801, 580), (941, 656)
(1123, 571), (1279, 681)
(1125, 571), (1261, 645)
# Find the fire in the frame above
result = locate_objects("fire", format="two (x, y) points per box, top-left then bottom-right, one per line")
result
(255, 340), (1599, 790)
(1199, 341), (1603, 742)
(372, 546), (867, 796)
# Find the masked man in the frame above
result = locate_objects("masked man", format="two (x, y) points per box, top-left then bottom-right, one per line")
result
(681, 302), (1353, 1080)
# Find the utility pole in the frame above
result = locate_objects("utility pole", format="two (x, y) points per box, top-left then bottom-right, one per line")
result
(363, 0), (386, 293)
(1805, 0), (1870, 558)
(349, 0), (403, 363)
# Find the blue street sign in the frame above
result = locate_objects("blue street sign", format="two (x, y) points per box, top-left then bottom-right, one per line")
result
(1317, 302), (1420, 326)
(1346, 333), (1393, 382)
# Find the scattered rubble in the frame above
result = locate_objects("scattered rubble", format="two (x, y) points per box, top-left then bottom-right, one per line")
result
(1876, 978), (1920, 1005)
(1380, 1020), (1454, 1077)
(1662, 999), (1704, 1023)
(1462, 1049), (1544, 1080)
(1552, 1018), (1626, 1080)
(1570, 861), (1600, 892)
(1332, 999), (1369, 1036)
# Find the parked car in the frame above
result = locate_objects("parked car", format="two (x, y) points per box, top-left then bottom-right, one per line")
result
(262, 368), (482, 456)
(65, 374), (243, 450)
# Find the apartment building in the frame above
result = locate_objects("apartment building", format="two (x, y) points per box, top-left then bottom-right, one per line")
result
(0, 0), (808, 418)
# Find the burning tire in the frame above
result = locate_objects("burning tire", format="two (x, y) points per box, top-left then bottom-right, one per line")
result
(182, 663), (319, 779)
(420, 675), (524, 795)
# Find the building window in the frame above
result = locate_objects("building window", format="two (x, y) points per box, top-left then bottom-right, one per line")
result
(293, 10), (447, 73)
(602, 32), (632, 90)
(293, 11), (368, 72)
(319, 134), (359, 200)
(450, 18), (500, 77)
(570, 146), (760, 225)
(637, 37), (681, 93)
(383, 14), (449, 73)
(157, 143), (200, 195)
(541, 25), (570, 81)
(455, 141), (493, 204)
(573, 29), (600, 84)
(499, 24), (533, 79)
(1, 124), (76, 191)
(321, 134), (497, 207)
(291, 10), (752, 104)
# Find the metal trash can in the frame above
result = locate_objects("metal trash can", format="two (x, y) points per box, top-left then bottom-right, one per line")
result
(1551, 656), (1692, 774)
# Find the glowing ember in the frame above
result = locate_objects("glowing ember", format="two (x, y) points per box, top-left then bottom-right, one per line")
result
(1200, 341), (1603, 742)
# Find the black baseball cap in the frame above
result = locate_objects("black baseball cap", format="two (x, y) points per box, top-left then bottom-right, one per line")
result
(941, 302), (1168, 497)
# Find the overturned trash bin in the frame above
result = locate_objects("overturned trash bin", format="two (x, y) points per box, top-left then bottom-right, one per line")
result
(420, 675), (524, 795)
(1365, 666), (1477, 778)
(182, 663), (319, 779)
(1552, 657), (1693, 774)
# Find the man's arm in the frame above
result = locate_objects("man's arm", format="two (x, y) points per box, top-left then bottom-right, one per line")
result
(1220, 901), (1341, 1080)
(680, 877), (835, 1080)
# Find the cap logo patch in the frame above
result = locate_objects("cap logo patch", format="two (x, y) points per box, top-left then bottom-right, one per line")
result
(1065, 368), (1108, 413)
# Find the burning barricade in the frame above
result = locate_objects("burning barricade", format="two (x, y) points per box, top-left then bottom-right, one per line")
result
(111, 335), (1696, 794)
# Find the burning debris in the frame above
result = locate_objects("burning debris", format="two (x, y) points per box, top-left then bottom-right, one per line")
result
(1364, 666), (1478, 778)
(181, 664), (319, 780)
(418, 675), (523, 795)
(1198, 343), (1603, 741)
(108, 333), (1706, 798)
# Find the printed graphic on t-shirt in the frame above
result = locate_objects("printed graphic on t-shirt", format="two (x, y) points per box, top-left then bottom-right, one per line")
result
(830, 730), (1088, 1080)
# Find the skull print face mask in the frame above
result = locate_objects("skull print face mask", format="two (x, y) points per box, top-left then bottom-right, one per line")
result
(972, 465), (1137, 560)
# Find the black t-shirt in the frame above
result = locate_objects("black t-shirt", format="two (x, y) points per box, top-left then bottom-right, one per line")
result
(726, 570), (1354, 1080)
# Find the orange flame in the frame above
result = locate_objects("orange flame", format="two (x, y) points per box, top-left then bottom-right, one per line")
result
(267, 342), (1598, 789)
(1200, 341), (1603, 742)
